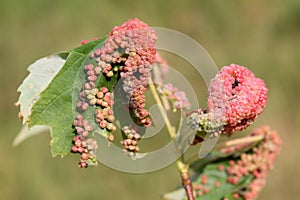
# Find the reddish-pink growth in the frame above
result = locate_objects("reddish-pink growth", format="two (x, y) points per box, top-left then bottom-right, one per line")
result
(194, 126), (281, 199)
(233, 193), (240, 199)
(81, 39), (88, 45)
(90, 18), (157, 127)
(203, 187), (210, 194)
(110, 18), (149, 36)
(72, 115), (98, 168)
(201, 174), (208, 184)
(121, 126), (142, 158)
(208, 64), (268, 134)
(214, 181), (220, 188)
(218, 164), (224, 171)
(73, 18), (158, 168)
(224, 126), (282, 200)
(159, 83), (191, 111)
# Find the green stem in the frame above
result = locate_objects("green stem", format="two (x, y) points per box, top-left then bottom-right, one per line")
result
(176, 159), (194, 200)
(148, 77), (195, 200)
(148, 78), (176, 138)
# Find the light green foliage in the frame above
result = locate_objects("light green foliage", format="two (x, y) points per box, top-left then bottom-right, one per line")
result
(27, 38), (106, 157)
(17, 53), (67, 124)
(192, 162), (252, 200)
(163, 159), (253, 200)
(164, 138), (262, 200)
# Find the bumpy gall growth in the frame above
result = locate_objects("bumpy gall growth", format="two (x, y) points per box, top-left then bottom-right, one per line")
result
(223, 126), (282, 200)
(208, 64), (268, 134)
(188, 64), (268, 140)
(73, 18), (159, 167)
(158, 83), (191, 111)
(192, 126), (281, 200)
(121, 125), (142, 158)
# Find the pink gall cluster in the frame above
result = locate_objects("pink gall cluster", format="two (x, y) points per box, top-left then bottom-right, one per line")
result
(129, 87), (151, 126)
(74, 60), (117, 168)
(81, 40), (88, 45)
(88, 18), (157, 127)
(120, 126), (142, 158)
(193, 174), (219, 197)
(95, 110), (115, 130)
(159, 83), (191, 111)
(95, 86), (116, 133)
(81, 37), (98, 45)
(193, 126), (281, 199)
(77, 64), (102, 110)
(73, 19), (158, 167)
(92, 86), (114, 107)
(72, 114), (98, 168)
(223, 126), (282, 200)
(208, 64), (268, 134)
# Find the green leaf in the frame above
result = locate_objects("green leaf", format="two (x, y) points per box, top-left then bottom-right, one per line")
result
(17, 53), (67, 124)
(29, 52), (85, 157)
(15, 53), (68, 147)
(28, 38), (107, 157)
(190, 138), (261, 172)
(192, 161), (252, 200)
(163, 161), (253, 200)
(70, 39), (118, 139)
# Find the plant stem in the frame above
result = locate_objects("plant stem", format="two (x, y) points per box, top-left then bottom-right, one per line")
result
(148, 78), (176, 138)
(148, 77), (195, 200)
(177, 159), (195, 200)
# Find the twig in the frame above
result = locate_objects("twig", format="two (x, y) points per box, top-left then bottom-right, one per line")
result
(148, 77), (176, 138)
(177, 160), (194, 200)
(148, 75), (194, 200)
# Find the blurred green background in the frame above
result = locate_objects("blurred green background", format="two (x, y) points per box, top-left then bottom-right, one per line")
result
(1, 0), (299, 199)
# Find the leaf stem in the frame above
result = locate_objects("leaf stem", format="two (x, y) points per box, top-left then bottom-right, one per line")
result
(177, 160), (195, 200)
(148, 76), (194, 200)
(148, 77), (176, 138)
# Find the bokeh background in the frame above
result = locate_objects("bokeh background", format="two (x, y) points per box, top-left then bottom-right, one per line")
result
(1, 0), (299, 199)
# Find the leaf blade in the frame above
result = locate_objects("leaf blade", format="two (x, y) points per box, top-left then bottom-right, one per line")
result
(28, 37), (107, 157)
(29, 51), (85, 157)
(17, 53), (67, 123)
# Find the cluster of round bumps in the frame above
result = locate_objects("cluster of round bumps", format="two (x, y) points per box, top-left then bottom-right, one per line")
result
(193, 174), (218, 197)
(77, 64), (102, 110)
(207, 64), (268, 134)
(223, 126), (282, 200)
(129, 87), (151, 126)
(187, 108), (226, 139)
(74, 59), (117, 168)
(94, 88), (116, 134)
(73, 63), (101, 168)
(72, 114), (98, 168)
(73, 18), (159, 167)
(193, 126), (281, 200)
(158, 83), (191, 111)
(88, 18), (158, 127)
(121, 126), (141, 158)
